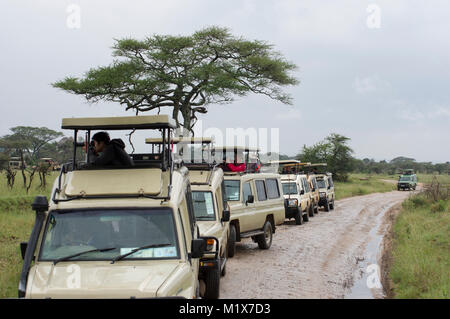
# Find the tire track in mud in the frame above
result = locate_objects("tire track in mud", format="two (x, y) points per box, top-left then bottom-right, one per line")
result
(220, 190), (413, 299)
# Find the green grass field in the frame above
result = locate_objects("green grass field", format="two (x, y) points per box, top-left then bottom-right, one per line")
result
(334, 173), (396, 200)
(389, 194), (449, 298)
(0, 171), (56, 298)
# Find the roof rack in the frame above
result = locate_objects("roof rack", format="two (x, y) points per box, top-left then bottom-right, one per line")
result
(62, 115), (176, 130)
(52, 115), (177, 204)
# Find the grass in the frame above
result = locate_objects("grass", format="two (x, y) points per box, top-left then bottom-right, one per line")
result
(334, 173), (396, 200)
(0, 171), (56, 298)
(389, 194), (449, 298)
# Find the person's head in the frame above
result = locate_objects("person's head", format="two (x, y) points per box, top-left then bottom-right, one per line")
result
(92, 131), (110, 153)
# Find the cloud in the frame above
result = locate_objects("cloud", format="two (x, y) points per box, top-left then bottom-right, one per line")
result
(352, 75), (390, 94)
(275, 107), (302, 120)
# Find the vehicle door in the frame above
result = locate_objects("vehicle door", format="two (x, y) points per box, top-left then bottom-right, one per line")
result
(265, 177), (285, 225)
(253, 179), (269, 230)
(239, 180), (257, 233)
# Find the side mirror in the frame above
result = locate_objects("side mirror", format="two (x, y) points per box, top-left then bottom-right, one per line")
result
(328, 185), (331, 190)
(221, 210), (230, 222)
(300, 190), (305, 195)
(190, 239), (206, 258)
(20, 242), (28, 260)
(246, 195), (254, 204)
(312, 187), (316, 192)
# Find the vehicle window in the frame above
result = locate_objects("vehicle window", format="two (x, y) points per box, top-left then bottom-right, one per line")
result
(266, 178), (280, 199)
(221, 180), (228, 208)
(399, 176), (411, 182)
(302, 178), (310, 193)
(282, 182), (297, 195)
(312, 178), (318, 190)
(39, 208), (179, 261)
(328, 177), (334, 187)
(255, 180), (267, 201)
(242, 182), (253, 203)
(192, 191), (216, 221)
(224, 180), (240, 201)
(317, 179), (327, 189)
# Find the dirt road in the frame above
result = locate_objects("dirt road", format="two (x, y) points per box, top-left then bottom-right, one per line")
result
(220, 190), (415, 299)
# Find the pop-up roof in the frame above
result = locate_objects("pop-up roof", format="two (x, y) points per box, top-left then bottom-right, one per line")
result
(62, 115), (176, 130)
(145, 137), (214, 144)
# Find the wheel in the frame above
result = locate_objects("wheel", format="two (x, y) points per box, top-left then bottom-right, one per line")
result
(308, 204), (314, 217)
(256, 221), (273, 249)
(303, 208), (309, 222)
(324, 200), (330, 212)
(227, 225), (236, 258)
(330, 200), (335, 210)
(314, 204), (319, 214)
(294, 208), (302, 225)
(221, 260), (226, 277)
(204, 266), (220, 299)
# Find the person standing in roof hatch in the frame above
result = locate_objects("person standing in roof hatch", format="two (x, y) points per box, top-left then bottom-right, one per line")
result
(89, 131), (134, 167)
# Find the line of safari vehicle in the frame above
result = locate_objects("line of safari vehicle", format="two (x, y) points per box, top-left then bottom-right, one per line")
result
(17, 115), (335, 300)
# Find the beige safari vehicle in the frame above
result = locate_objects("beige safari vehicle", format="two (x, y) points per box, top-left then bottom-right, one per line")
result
(146, 137), (229, 299)
(9, 157), (25, 170)
(315, 173), (335, 211)
(213, 146), (284, 257)
(272, 160), (314, 225)
(18, 115), (212, 299)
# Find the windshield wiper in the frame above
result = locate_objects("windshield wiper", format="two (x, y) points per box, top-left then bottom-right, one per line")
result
(110, 243), (171, 264)
(53, 247), (116, 265)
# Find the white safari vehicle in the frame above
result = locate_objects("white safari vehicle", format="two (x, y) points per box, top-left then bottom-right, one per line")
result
(271, 160), (314, 225)
(146, 137), (230, 299)
(212, 146), (285, 257)
(18, 115), (212, 299)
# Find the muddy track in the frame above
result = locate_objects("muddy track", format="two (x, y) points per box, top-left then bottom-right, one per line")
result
(220, 190), (415, 299)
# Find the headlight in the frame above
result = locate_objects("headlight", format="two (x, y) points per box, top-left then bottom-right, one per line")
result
(288, 199), (298, 207)
(206, 239), (215, 251)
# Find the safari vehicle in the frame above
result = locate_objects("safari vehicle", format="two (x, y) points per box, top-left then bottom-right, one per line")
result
(9, 157), (25, 170)
(38, 158), (60, 171)
(146, 137), (229, 299)
(304, 163), (327, 214)
(272, 160), (314, 225)
(315, 173), (335, 211)
(397, 170), (418, 191)
(213, 146), (284, 257)
(18, 115), (214, 299)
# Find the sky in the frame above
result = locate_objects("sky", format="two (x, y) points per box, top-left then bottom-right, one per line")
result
(0, 0), (449, 162)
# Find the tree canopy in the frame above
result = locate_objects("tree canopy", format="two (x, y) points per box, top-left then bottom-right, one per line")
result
(0, 126), (63, 163)
(53, 26), (299, 133)
(297, 133), (354, 181)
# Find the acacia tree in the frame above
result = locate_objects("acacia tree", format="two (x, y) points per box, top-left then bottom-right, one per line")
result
(9, 126), (63, 162)
(53, 26), (298, 134)
(297, 133), (354, 181)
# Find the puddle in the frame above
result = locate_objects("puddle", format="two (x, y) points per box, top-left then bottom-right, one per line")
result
(345, 204), (391, 299)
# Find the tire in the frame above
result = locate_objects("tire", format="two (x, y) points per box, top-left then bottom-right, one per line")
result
(324, 200), (330, 212)
(314, 204), (319, 214)
(294, 208), (302, 225)
(256, 221), (273, 249)
(308, 204), (314, 217)
(330, 200), (335, 210)
(303, 208), (309, 222)
(221, 260), (226, 277)
(204, 266), (220, 299)
(227, 225), (236, 258)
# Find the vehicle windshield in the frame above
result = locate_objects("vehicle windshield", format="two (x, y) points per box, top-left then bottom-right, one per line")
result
(317, 179), (327, 189)
(282, 182), (298, 195)
(224, 180), (240, 201)
(39, 208), (179, 262)
(192, 191), (216, 221)
(399, 176), (412, 181)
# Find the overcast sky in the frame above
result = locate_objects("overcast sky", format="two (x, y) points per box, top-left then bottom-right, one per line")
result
(1, 0), (449, 162)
